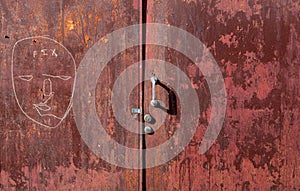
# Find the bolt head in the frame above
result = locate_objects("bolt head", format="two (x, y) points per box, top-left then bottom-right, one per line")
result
(144, 126), (154, 134)
(144, 114), (152, 123)
(150, 100), (158, 107)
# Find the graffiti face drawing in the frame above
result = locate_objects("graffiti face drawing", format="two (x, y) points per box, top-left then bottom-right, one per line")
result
(12, 36), (76, 128)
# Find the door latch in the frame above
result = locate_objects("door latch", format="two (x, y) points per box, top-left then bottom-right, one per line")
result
(131, 108), (142, 119)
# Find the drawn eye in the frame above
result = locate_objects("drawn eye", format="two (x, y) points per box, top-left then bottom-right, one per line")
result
(18, 75), (33, 81)
(58, 75), (72, 80)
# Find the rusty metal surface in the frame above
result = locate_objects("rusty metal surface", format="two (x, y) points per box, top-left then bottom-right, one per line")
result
(145, 0), (300, 190)
(0, 0), (141, 190)
(0, 0), (299, 191)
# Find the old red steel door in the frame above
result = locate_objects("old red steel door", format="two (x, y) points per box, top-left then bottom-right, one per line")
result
(143, 0), (300, 191)
(0, 0), (299, 191)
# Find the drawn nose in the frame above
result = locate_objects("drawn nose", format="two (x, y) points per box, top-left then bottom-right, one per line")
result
(43, 78), (53, 96)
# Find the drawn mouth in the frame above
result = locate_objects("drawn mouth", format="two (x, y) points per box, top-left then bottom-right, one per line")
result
(33, 102), (51, 112)
(32, 93), (62, 120)
(33, 92), (54, 113)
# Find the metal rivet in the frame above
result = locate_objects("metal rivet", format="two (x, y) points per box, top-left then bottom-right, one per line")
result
(144, 114), (152, 123)
(144, 126), (154, 134)
(150, 99), (159, 107)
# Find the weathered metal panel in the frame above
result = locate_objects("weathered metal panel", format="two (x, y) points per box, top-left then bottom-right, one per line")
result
(0, 0), (299, 190)
(0, 0), (141, 190)
(145, 0), (299, 190)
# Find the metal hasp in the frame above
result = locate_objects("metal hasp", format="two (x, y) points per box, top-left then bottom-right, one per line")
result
(150, 75), (158, 107)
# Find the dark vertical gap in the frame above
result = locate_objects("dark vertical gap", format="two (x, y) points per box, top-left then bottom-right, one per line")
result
(141, 0), (147, 191)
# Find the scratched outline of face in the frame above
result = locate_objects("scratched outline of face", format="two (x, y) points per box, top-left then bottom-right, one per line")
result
(11, 36), (76, 128)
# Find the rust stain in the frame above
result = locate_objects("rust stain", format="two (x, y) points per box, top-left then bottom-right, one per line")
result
(66, 19), (76, 31)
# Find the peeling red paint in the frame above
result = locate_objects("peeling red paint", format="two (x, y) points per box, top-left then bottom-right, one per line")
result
(0, 0), (299, 190)
(0, 0), (141, 190)
(145, 0), (300, 190)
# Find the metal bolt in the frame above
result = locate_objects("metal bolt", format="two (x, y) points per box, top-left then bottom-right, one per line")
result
(150, 100), (158, 107)
(144, 114), (152, 123)
(144, 126), (154, 134)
